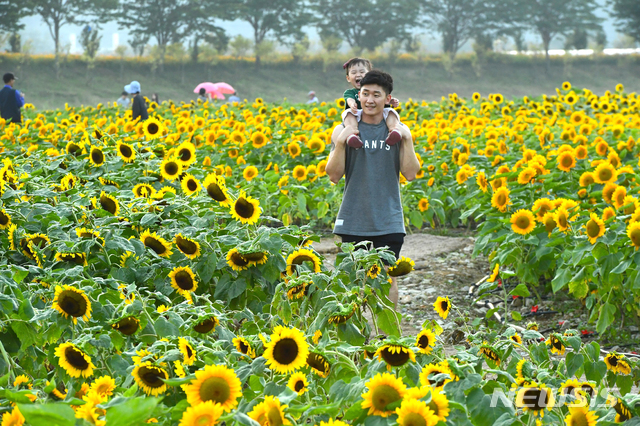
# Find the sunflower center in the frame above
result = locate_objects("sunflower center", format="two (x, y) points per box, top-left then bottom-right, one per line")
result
(557, 214), (568, 229)
(206, 183), (226, 201)
(561, 156), (573, 167)
(630, 229), (640, 247)
(273, 338), (299, 365)
(608, 356), (618, 366)
(164, 162), (179, 176)
(140, 366), (166, 388)
(65, 346), (89, 370)
(370, 384), (401, 412)
(381, 347), (410, 366)
(598, 168), (612, 181)
(417, 335), (430, 348)
(0, 212), (10, 225)
(175, 271), (195, 291)
(586, 220), (601, 239)
(244, 252), (265, 262)
(230, 252), (249, 267)
(516, 215), (531, 230)
(120, 145), (132, 157)
(179, 149), (192, 161)
(59, 291), (87, 317)
(144, 236), (167, 255)
(199, 377), (231, 405)
(266, 406), (284, 426)
(114, 317), (139, 335)
(91, 149), (104, 164)
(427, 400), (440, 416)
(567, 409), (588, 426)
(147, 123), (160, 135)
(185, 345), (193, 358)
(234, 198), (255, 219)
(68, 143), (81, 155)
(562, 385), (575, 396)
(100, 195), (118, 214)
(402, 412), (428, 426)
(177, 238), (198, 255)
(187, 179), (198, 191)
(294, 380), (304, 392)
(521, 388), (549, 411)
(580, 385), (594, 397)
(497, 194), (506, 206)
(195, 414), (214, 426)
(307, 353), (329, 374)
(194, 318), (216, 334)
(440, 301), (449, 311)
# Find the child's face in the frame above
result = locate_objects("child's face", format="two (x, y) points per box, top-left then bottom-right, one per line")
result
(346, 63), (369, 89)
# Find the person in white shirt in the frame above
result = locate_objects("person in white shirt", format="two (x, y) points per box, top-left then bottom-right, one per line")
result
(116, 91), (130, 108)
(307, 90), (319, 104)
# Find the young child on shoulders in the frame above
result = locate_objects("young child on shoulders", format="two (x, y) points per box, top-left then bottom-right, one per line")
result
(342, 57), (402, 148)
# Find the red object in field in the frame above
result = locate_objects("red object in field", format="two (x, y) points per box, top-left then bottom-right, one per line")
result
(581, 330), (593, 336)
(213, 82), (235, 94)
(531, 305), (539, 313)
(558, 320), (565, 326)
(194, 82), (225, 99)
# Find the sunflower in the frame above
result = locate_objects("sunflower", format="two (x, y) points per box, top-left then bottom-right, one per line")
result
(132, 362), (168, 396)
(487, 263), (499, 282)
(510, 333), (522, 345)
(263, 326), (309, 374)
(388, 256), (415, 277)
(554, 207), (570, 232)
(306, 351), (331, 378)
(90, 376), (116, 398)
(98, 177), (119, 188)
(287, 372), (309, 395)
(248, 395), (291, 426)
(328, 303), (357, 324)
(180, 174), (201, 197)
(285, 248), (321, 276)
(89, 146), (105, 167)
(174, 234), (201, 259)
(143, 117), (163, 140)
(286, 280), (309, 300)
(160, 158), (183, 181)
(491, 187), (510, 212)
(97, 191), (120, 215)
(1, 407), (25, 426)
(244, 251), (268, 266)
(602, 183), (618, 204)
(111, 316), (140, 335)
(292, 165), (307, 181)
(116, 141), (135, 163)
(415, 329), (437, 354)
(176, 141), (197, 166)
(179, 337), (197, 365)
(627, 222), (640, 250)
(19, 233), (49, 260)
(612, 186), (627, 209)
(375, 343), (416, 368)
(251, 131), (268, 148)
(517, 167), (536, 185)
(433, 296), (452, 319)
(140, 229), (173, 257)
(203, 174), (231, 206)
(361, 373), (407, 417)
(55, 342), (95, 378)
(604, 352), (622, 372)
(559, 378), (582, 398)
(193, 315), (219, 334)
(593, 162), (617, 184)
(178, 401), (223, 426)
(230, 191), (261, 225)
(54, 251), (88, 266)
(182, 364), (242, 412)
(510, 209), (536, 235)
(66, 141), (84, 156)
(76, 227), (105, 246)
(547, 333), (566, 355)
(564, 405), (598, 426)
(367, 263), (381, 279)
(579, 171), (595, 187)
(287, 141), (301, 158)
(243, 165), (259, 182)
(515, 382), (555, 417)
(612, 397), (633, 422)
(395, 398), (438, 426)
(226, 248), (250, 271)
(52, 285), (92, 324)
(419, 361), (454, 389)
(584, 213), (605, 244)
(133, 183), (156, 198)
(233, 336), (256, 358)
(169, 266), (198, 295)
(0, 209), (12, 229)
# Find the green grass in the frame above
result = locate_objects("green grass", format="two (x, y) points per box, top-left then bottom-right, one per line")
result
(5, 54), (640, 110)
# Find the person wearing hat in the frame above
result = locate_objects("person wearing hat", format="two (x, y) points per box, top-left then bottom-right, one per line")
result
(306, 90), (319, 104)
(0, 72), (24, 124)
(124, 80), (148, 121)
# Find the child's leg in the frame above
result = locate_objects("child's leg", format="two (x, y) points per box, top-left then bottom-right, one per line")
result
(343, 111), (363, 148)
(344, 113), (358, 131)
(384, 109), (402, 146)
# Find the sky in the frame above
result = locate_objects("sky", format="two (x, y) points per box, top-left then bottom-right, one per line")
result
(17, 2), (623, 56)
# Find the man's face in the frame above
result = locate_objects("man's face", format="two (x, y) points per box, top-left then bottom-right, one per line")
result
(359, 84), (391, 116)
(346, 63), (369, 89)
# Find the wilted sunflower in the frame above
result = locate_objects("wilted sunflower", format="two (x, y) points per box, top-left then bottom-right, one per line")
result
(54, 251), (87, 266)
(203, 173), (231, 206)
(286, 279), (309, 300)
(287, 372), (309, 395)
(306, 351), (331, 378)
(286, 248), (321, 276)
(52, 285), (92, 324)
(176, 141), (196, 166)
(479, 343), (501, 367)
(230, 191), (261, 225)
(612, 397), (633, 422)
(395, 398), (439, 426)
(515, 382), (555, 417)
(174, 234), (201, 259)
(433, 296), (452, 319)
(179, 401), (224, 426)
(76, 227), (105, 246)
(140, 229), (173, 257)
(546, 333), (566, 355)
(55, 342), (95, 378)
(182, 364), (242, 412)
(510, 209), (536, 235)
(179, 337), (197, 365)
(244, 251), (268, 266)
(388, 256), (415, 277)
(367, 263), (381, 279)
(419, 361), (454, 389)
(361, 373), (407, 417)
(89, 146), (105, 167)
(233, 336), (256, 358)
(328, 303), (357, 324)
(263, 326), (309, 374)
(98, 177), (119, 188)
(181, 174), (201, 196)
(160, 157), (183, 181)
(111, 316), (140, 335)
(193, 314), (219, 334)
(116, 141), (135, 163)
(19, 232), (49, 260)
(66, 141), (84, 156)
(226, 248), (250, 271)
(97, 191), (120, 215)
(143, 117), (163, 140)
(133, 183), (156, 199)
(415, 329), (437, 354)
(248, 395), (291, 426)
(132, 362), (168, 396)
(375, 343), (416, 369)
(169, 265), (198, 295)
(0, 208), (11, 229)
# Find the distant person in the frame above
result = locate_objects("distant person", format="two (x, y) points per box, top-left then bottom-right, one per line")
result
(197, 88), (210, 103)
(307, 90), (319, 104)
(227, 91), (241, 103)
(0, 72), (24, 124)
(125, 80), (148, 121)
(116, 91), (130, 108)
(151, 93), (159, 104)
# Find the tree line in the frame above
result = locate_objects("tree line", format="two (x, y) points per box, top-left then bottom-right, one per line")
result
(0, 0), (639, 76)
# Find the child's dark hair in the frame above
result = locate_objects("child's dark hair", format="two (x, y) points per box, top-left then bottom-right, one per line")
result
(359, 70), (393, 95)
(343, 57), (373, 75)
(199, 88), (206, 96)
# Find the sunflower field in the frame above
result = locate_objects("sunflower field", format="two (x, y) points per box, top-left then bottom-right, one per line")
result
(1, 84), (640, 426)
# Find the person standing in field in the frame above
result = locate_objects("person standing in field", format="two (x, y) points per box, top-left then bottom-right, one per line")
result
(0, 72), (24, 124)
(116, 91), (130, 108)
(124, 80), (148, 121)
(325, 70), (420, 307)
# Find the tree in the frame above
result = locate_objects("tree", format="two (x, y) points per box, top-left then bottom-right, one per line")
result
(229, 35), (252, 58)
(228, 0), (312, 66)
(609, 0), (640, 45)
(181, 0), (229, 64)
(0, 0), (30, 34)
(80, 24), (101, 81)
(166, 42), (187, 84)
(128, 33), (149, 57)
(313, 0), (420, 53)
(31, 0), (115, 78)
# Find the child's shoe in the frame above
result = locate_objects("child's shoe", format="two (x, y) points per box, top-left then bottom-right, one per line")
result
(347, 134), (363, 148)
(385, 129), (402, 146)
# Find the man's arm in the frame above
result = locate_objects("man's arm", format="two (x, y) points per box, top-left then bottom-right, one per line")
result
(326, 124), (356, 184)
(398, 123), (420, 181)
(15, 90), (24, 108)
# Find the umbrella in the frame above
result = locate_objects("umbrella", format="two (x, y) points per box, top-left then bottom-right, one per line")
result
(213, 82), (235, 94)
(194, 82), (225, 100)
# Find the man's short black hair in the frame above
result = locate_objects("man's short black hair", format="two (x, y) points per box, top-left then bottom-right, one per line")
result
(199, 88), (206, 95)
(121, 91), (128, 96)
(359, 70), (393, 95)
(3, 73), (15, 83)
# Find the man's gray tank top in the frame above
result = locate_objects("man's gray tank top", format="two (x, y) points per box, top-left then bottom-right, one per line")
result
(332, 119), (406, 236)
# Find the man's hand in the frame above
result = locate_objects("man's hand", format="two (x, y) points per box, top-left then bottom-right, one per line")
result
(336, 125), (358, 147)
(390, 97), (399, 108)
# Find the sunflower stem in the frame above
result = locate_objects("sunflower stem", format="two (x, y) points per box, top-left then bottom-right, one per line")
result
(324, 350), (359, 375)
(0, 339), (15, 384)
(101, 244), (112, 268)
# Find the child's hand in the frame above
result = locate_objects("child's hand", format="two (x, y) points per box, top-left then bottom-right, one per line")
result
(390, 97), (399, 108)
(350, 104), (358, 115)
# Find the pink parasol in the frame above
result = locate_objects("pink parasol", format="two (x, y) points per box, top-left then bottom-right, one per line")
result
(213, 82), (235, 94)
(194, 82), (225, 100)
